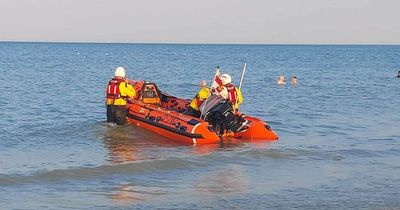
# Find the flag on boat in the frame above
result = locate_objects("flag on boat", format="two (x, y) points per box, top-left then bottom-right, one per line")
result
(210, 66), (228, 99)
(211, 66), (223, 91)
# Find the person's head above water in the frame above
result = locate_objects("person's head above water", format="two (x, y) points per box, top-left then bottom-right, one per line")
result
(397, 70), (400, 78)
(199, 80), (207, 87)
(291, 76), (298, 84)
(277, 75), (286, 85)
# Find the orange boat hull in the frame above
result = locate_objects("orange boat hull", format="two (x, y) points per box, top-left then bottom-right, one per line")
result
(124, 81), (278, 144)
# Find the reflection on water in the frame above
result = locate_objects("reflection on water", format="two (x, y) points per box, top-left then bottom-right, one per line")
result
(95, 122), (259, 205)
(110, 184), (149, 204)
(97, 123), (183, 163)
(191, 144), (222, 156)
(100, 124), (142, 163)
(192, 164), (249, 197)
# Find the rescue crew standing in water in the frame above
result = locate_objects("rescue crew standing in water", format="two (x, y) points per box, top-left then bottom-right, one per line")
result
(105, 67), (136, 125)
(220, 73), (243, 111)
(186, 80), (211, 118)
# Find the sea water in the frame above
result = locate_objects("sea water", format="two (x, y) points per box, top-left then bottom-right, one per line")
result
(0, 43), (399, 209)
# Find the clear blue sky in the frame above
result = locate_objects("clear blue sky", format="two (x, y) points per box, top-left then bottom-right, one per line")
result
(1, 0), (399, 44)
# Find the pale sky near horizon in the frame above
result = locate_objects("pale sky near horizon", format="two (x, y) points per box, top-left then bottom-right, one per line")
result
(0, 0), (399, 44)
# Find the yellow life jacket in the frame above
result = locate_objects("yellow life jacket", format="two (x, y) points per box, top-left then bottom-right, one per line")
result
(189, 87), (210, 111)
(105, 77), (136, 105)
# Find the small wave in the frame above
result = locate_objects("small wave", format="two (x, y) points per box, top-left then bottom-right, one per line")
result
(367, 136), (399, 141)
(237, 147), (343, 162)
(337, 149), (383, 158)
(0, 157), (209, 186)
(238, 148), (297, 160)
(0, 145), (335, 186)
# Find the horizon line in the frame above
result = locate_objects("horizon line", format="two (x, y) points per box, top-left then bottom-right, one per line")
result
(1, 40), (399, 46)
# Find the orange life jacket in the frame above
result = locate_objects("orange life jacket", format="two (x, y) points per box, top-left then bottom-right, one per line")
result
(225, 84), (237, 105)
(106, 77), (127, 100)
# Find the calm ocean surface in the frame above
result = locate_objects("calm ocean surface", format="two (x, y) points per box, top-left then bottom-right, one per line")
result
(0, 43), (399, 209)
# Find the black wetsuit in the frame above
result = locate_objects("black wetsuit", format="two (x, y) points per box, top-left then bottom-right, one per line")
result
(107, 105), (128, 125)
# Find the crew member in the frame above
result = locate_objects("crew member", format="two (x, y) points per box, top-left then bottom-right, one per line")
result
(220, 73), (243, 111)
(186, 80), (210, 118)
(105, 66), (136, 125)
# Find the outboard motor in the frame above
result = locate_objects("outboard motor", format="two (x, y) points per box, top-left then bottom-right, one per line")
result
(199, 95), (248, 136)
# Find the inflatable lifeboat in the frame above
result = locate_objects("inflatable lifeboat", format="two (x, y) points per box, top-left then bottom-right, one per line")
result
(125, 80), (278, 144)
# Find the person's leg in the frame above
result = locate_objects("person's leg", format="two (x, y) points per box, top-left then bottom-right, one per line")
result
(106, 105), (114, 122)
(115, 106), (128, 125)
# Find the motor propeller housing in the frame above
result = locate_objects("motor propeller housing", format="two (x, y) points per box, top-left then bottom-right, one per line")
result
(200, 95), (248, 135)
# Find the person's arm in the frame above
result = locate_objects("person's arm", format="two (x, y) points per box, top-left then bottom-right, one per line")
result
(126, 83), (136, 99)
(119, 82), (136, 100)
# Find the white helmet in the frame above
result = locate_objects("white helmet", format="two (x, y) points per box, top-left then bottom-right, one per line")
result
(114, 66), (126, 78)
(220, 73), (231, 85)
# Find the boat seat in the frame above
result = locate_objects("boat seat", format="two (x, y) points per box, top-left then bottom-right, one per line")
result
(141, 83), (161, 105)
